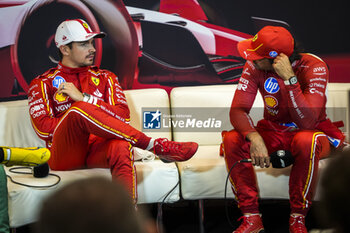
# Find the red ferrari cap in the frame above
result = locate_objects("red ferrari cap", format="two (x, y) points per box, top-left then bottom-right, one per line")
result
(237, 26), (294, 60)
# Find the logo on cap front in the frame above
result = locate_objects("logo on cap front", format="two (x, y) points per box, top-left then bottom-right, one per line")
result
(269, 51), (278, 58)
(264, 77), (280, 94)
(83, 23), (89, 29)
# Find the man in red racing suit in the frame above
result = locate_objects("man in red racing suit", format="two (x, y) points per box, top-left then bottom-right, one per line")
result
(222, 26), (345, 233)
(28, 19), (198, 202)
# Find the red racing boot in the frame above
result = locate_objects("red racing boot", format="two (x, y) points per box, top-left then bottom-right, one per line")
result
(153, 138), (198, 162)
(233, 214), (264, 233)
(289, 214), (307, 233)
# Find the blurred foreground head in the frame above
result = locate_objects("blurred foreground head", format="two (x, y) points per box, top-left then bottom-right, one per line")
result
(320, 149), (350, 233)
(36, 177), (151, 233)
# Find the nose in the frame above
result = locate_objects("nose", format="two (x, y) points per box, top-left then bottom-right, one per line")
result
(89, 43), (96, 53)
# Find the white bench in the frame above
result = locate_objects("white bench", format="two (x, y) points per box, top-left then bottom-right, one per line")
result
(2, 83), (349, 228)
(1, 88), (180, 228)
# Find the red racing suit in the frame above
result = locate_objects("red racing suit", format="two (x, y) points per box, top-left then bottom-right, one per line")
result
(28, 62), (151, 201)
(223, 53), (345, 215)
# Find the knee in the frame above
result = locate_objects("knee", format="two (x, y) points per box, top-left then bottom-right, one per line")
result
(70, 101), (90, 110)
(62, 101), (88, 117)
(223, 130), (244, 147)
(291, 131), (319, 149)
(222, 130), (246, 158)
(291, 131), (328, 159)
(62, 101), (95, 122)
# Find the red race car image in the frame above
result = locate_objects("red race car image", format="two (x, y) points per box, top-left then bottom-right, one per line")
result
(0, 0), (251, 100)
(0, 0), (348, 100)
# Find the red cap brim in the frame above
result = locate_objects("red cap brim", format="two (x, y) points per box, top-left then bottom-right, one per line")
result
(237, 38), (265, 61)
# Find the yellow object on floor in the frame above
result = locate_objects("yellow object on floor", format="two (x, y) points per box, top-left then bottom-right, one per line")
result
(1, 147), (50, 167)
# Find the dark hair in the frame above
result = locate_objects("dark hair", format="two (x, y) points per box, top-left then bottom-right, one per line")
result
(288, 41), (304, 63)
(57, 42), (73, 61)
(318, 149), (350, 233)
(36, 177), (144, 233)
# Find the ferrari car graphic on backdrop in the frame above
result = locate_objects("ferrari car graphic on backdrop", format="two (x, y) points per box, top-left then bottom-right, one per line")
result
(0, 0), (253, 100)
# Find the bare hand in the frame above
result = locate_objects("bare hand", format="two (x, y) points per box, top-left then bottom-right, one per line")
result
(272, 53), (295, 81)
(247, 132), (270, 168)
(58, 82), (84, 102)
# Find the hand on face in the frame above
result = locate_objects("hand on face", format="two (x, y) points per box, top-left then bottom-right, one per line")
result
(272, 53), (295, 80)
(58, 82), (83, 102)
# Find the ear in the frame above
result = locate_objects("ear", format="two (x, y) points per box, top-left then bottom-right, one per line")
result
(59, 45), (70, 56)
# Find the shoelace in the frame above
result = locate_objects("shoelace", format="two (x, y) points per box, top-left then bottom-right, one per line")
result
(160, 140), (182, 153)
(237, 216), (245, 222)
(235, 216), (253, 232)
(291, 216), (305, 232)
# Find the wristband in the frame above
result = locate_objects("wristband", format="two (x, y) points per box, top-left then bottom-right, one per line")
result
(284, 76), (298, 85)
(82, 93), (98, 105)
(82, 93), (91, 102)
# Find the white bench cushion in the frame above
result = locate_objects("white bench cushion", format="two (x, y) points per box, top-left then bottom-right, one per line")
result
(1, 88), (179, 228)
(170, 84), (264, 145)
(125, 88), (171, 139)
(5, 160), (180, 228)
(326, 83), (350, 138)
(0, 100), (45, 147)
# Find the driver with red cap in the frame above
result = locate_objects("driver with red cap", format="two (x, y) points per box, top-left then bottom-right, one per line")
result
(222, 26), (345, 232)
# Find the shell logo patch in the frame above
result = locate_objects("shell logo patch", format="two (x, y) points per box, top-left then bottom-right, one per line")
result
(54, 92), (68, 103)
(264, 95), (278, 108)
(91, 77), (100, 86)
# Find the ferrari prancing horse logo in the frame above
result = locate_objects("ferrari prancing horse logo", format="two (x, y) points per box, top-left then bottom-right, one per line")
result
(83, 23), (89, 29)
(91, 77), (100, 86)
